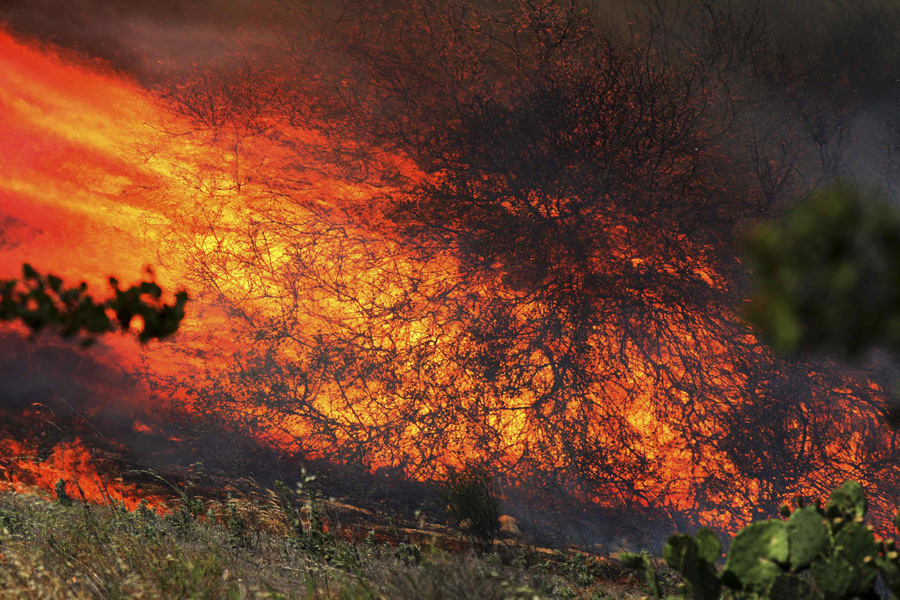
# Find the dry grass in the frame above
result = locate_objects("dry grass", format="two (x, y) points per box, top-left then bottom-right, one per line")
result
(0, 487), (659, 599)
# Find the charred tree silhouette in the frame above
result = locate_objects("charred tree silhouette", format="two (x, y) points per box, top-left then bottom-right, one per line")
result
(138, 0), (900, 534)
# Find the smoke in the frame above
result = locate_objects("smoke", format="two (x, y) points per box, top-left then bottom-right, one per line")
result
(0, 331), (137, 413)
(0, 0), (267, 80)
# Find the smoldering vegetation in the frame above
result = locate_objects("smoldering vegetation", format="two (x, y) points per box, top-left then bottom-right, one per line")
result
(6, 0), (900, 545)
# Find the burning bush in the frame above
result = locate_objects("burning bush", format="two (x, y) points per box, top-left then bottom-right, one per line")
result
(3, 0), (900, 546)
(121, 0), (900, 538)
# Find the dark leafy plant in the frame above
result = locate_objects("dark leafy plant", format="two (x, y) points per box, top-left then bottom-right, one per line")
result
(0, 506), (24, 536)
(223, 494), (250, 549)
(744, 185), (900, 356)
(438, 464), (501, 552)
(619, 551), (663, 599)
(168, 484), (207, 534)
(0, 263), (188, 344)
(296, 470), (332, 555)
(54, 479), (73, 507)
(395, 542), (423, 566)
(274, 470), (333, 556)
(560, 551), (613, 588)
(273, 480), (305, 538)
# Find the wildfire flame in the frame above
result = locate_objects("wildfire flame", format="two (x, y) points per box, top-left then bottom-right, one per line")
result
(1, 18), (898, 540)
(0, 437), (166, 511)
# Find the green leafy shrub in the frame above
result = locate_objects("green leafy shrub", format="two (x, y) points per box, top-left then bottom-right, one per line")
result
(559, 551), (614, 588)
(395, 542), (423, 566)
(0, 506), (25, 536)
(223, 494), (250, 548)
(624, 480), (900, 599)
(274, 470), (333, 556)
(273, 479), (305, 537)
(164, 480), (207, 534)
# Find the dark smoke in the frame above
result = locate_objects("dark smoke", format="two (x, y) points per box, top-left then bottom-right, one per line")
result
(0, 0), (263, 81)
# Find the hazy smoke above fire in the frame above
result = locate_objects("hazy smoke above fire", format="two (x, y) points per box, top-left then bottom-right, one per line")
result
(4, 0), (900, 543)
(0, 0), (263, 79)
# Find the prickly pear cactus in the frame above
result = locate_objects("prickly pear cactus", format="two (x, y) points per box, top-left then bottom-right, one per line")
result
(826, 480), (866, 520)
(619, 551), (661, 599)
(722, 520), (789, 591)
(786, 505), (830, 570)
(625, 480), (900, 600)
(662, 530), (720, 600)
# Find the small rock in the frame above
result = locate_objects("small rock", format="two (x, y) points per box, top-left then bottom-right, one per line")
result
(498, 515), (521, 538)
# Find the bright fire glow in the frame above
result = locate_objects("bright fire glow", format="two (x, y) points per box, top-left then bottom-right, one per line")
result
(0, 27), (896, 537)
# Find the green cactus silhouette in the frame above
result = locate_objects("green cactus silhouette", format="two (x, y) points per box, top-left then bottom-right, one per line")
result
(625, 480), (900, 599)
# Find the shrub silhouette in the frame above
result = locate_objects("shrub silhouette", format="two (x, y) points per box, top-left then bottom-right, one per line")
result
(0, 263), (188, 344)
(438, 464), (501, 552)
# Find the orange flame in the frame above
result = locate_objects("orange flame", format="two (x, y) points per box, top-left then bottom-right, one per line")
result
(0, 437), (166, 511)
(0, 27), (897, 537)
